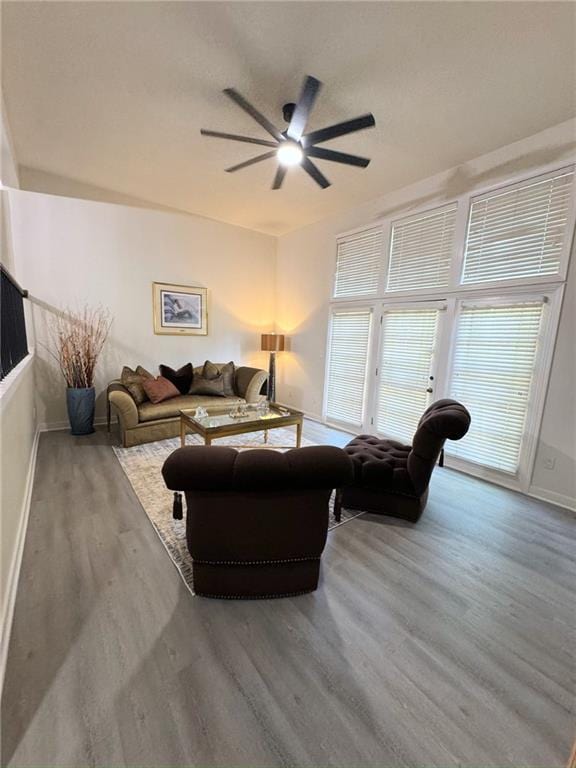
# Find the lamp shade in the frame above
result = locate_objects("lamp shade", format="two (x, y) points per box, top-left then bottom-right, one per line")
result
(261, 333), (285, 352)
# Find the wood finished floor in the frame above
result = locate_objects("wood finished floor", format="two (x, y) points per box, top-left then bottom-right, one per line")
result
(2, 422), (575, 767)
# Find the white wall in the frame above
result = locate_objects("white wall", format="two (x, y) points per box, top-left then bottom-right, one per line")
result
(0, 357), (37, 665)
(1, 94), (19, 189)
(8, 190), (277, 427)
(276, 119), (576, 507)
(530, 252), (576, 507)
(0, 99), (39, 688)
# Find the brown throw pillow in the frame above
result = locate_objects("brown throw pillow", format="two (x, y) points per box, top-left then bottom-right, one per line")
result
(159, 363), (193, 395)
(202, 360), (236, 396)
(142, 376), (180, 404)
(121, 365), (153, 404)
(189, 375), (226, 397)
(203, 360), (221, 380)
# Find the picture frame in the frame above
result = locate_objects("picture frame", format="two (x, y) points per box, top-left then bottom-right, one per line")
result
(152, 282), (208, 336)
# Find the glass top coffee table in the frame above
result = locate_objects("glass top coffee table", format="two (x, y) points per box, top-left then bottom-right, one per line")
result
(179, 403), (303, 448)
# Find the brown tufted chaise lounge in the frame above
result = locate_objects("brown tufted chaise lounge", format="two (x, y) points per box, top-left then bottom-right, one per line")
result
(335, 399), (470, 523)
(162, 445), (354, 599)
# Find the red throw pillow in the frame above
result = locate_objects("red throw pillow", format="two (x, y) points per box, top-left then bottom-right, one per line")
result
(142, 376), (180, 404)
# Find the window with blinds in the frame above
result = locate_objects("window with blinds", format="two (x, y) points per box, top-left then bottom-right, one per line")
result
(447, 302), (544, 474)
(462, 169), (574, 285)
(325, 309), (372, 427)
(375, 308), (440, 441)
(333, 227), (383, 298)
(386, 204), (457, 292)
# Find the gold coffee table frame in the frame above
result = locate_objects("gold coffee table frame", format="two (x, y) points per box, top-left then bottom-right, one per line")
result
(179, 403), (303, 448)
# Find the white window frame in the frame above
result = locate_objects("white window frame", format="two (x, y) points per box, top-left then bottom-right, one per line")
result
(324, 160), (575, 492)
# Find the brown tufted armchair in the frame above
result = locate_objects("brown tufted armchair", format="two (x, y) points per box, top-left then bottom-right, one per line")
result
(162, 445), (353, 598)
(335, 399), (470, 523)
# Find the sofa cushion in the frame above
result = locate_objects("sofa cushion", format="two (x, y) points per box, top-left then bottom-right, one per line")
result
(121, 365), (153, 404)
(159, 363), (193, 395)
(344, 435), (415, 495)
(142, 376), (180, 404)
(138, 394), (244, 422)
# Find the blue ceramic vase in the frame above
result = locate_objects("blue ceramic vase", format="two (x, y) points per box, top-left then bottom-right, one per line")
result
(66, 387), (95, 435)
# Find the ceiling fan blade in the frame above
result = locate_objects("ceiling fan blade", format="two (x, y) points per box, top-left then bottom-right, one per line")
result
(272, 165), (287, 190)
(303, 113), (376, 146)
(301, 157), (331, 189)
(201, 129), (278, 148)
(306, 146), (370, 168)
(225, 150), (277, 173)
(223, 88), (284, 142)
(287, 75), (322, 142)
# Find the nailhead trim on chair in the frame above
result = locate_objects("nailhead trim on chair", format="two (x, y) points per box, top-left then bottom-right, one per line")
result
(193, 556), (320, 566)
(347, 488), (420, 500)
(191, 557), (320, 598)
(194, 589), (315, 600)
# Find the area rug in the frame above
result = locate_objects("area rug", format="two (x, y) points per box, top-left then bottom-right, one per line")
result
(112, 428), (363, 594)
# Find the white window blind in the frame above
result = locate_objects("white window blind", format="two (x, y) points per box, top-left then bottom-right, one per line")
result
(386, 204), (457, 292)
(447, 302), (544, 473)
(333, 228), (382, 298)
(462, 169), (574, 285)
(325, 309), (372, 427)
(376, 308), (441, 442)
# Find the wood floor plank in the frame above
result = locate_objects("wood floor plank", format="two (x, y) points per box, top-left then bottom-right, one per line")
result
(1, 424), (574, 767)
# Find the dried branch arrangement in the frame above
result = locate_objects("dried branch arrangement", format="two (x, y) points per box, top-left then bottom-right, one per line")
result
(49, 305), (112, 388)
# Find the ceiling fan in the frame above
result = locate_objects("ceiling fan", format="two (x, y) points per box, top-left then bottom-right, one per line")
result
(200, 75), (375, 190)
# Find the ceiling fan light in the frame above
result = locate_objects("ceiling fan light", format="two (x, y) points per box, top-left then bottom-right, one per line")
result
(277, 141), (304, 167)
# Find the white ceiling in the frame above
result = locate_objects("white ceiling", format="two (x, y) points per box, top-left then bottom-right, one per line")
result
(3, 1), (575, 235)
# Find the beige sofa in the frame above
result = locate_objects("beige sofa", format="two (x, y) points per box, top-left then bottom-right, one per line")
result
(108, 364), (268, 447)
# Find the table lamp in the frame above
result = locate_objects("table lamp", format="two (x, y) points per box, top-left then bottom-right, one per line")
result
(261, 333), (285, 402)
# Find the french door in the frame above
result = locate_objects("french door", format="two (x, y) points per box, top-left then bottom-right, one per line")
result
(371, 302), (446, 442)
(325, 289), (557, 489)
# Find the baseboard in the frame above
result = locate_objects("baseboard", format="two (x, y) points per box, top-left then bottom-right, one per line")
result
(527, 485), (576, 512)
(275, 402), (321, 422)
(447, 461), (576, 513)
(0, 424), (41, 694)
(276, 403), (358, 435)
(38, 415), (110, 432)
(297, 409), (324, 425)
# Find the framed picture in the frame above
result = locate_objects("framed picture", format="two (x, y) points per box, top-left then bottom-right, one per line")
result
(153, 282), (208, 335)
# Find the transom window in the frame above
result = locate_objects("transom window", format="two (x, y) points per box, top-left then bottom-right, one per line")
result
(462, 168), (574, 285)
(333, 227), (382, 298)
(387, 204), (457, 292)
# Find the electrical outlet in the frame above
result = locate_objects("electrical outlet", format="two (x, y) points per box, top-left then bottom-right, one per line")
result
(543, 457), (555, 470)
